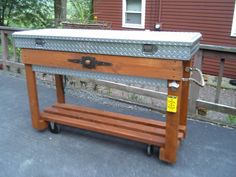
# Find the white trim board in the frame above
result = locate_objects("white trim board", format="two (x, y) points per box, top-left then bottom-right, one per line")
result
(231, 0), (236, 37)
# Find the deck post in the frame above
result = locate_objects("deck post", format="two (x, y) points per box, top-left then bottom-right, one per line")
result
(214, 58), (225, 103)
(1, 30), (9, 70)
(189, 50), (203, 115)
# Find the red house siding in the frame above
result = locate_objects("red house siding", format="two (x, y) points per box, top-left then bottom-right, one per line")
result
(94, 0), (122, 29)
(94, 0), (236, 79)
(94, 0), (159, 30)
(160, 0), (236, 79)
(160, 0), (235, 47)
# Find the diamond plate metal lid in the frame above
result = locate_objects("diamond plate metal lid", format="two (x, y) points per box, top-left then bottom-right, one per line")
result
(13, 29), (201, 46)
(12, 29), (202, 60)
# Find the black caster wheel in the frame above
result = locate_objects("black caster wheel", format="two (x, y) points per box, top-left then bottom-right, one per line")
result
(229, 79), (236, 86)
(48, 122), (61, 134)
(146, 145), (154, 156)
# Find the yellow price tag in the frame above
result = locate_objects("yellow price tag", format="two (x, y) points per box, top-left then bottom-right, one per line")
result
(167, 96), (178, 113)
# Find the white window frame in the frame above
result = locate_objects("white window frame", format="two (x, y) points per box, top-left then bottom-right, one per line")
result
(231, 0), (236, 37)
(122, 0), (146, 29)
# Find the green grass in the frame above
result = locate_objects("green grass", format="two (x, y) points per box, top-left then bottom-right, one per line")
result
(0, 45), (2, 56)
(67, 0), (93, 24)
(227, 114), (236, 125)
(107, 88), (112, 96)
(128, 93), (143, 103)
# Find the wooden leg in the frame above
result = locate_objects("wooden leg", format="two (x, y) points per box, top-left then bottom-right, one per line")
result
(179, 60), (192, 137)
(25, 64), (47, 130)
(159, 80), (183, 164)
(55, 75), (65, 103)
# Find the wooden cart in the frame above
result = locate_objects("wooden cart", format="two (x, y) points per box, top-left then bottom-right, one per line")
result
(13, 29), (202, 164)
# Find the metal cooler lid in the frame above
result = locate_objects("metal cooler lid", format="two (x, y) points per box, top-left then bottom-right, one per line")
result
(13, 29), (201, 46)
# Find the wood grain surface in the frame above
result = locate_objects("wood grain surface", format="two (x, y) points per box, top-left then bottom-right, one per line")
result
(22, 49), (183, 80)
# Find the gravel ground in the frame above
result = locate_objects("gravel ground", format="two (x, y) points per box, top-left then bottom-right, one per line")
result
(199, 85), (236, 123)
(2, 70), (236, 127)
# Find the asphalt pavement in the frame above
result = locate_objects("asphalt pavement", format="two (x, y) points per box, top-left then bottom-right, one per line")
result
(0, 71), (236, 177)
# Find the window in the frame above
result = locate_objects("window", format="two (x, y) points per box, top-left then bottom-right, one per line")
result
(122, 0), (146, 29)
(231, 0), (236, 37)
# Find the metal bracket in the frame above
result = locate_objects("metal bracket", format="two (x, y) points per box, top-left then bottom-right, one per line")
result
(68, 56), (112, 69)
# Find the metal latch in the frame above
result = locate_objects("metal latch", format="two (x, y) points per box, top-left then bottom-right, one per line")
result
(142, 44), (158, 54)
(183, 67), (205, 87)
(68, 56), (112, 69)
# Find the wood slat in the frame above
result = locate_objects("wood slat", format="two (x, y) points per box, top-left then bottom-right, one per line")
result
(41, 112), (165, 146)
(46, 107), (165, 135)
(89, 79), (167, 100)
(53, 103), (186, 133)
(44, 106), (184, 139)
(197, 100), (236, 115)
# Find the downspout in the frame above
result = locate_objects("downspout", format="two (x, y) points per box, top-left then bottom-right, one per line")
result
(154, 0), (162, 31)
(158, 0), (162, 23)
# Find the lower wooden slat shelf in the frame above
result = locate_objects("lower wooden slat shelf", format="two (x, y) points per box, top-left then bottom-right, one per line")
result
(41, 103), (185, 147)
(53, 103), (186, 134)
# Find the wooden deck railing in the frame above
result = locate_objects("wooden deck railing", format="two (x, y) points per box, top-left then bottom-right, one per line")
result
(189, 45), (236, 116)
(0, 26), (25, 71)
(0, 26), (235, 120)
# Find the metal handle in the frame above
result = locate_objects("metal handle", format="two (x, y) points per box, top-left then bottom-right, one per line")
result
(183, 67), (206, 87)
(35, 38), (45, 46)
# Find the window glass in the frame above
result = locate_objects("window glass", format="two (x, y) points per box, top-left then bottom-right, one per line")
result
(126, 0), (141, 12)
(122, 0), (145, 28)
(126, 13), (141, 24)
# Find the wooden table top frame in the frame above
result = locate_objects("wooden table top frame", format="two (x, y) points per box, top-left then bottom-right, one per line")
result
(23, 48), (192, 164)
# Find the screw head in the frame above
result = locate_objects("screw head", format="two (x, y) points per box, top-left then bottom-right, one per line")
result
(85, 59), (91, 65)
